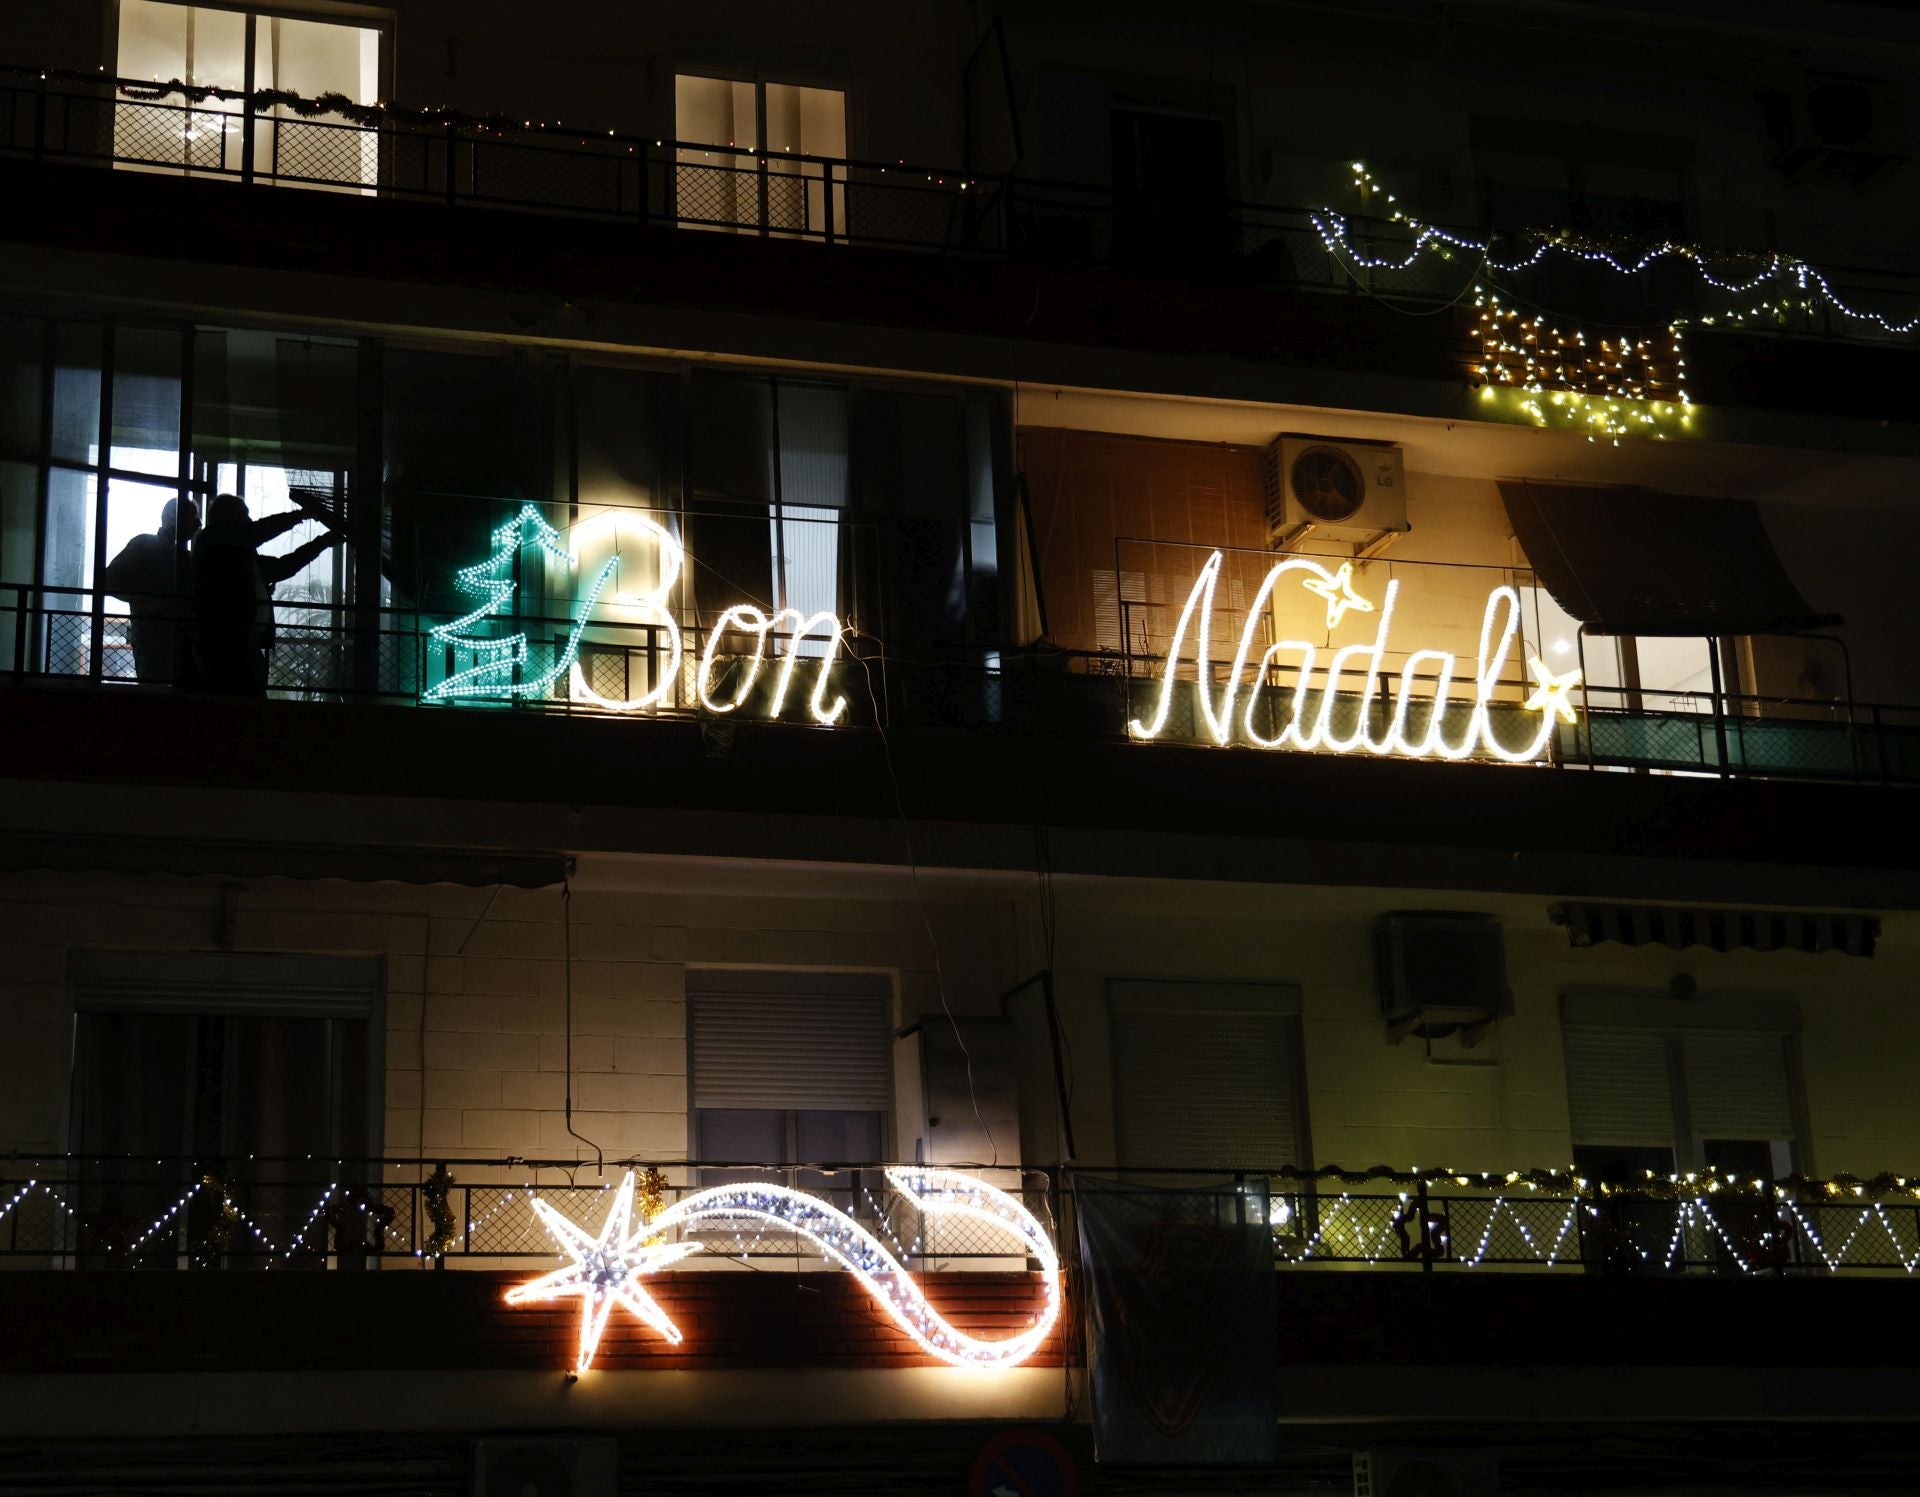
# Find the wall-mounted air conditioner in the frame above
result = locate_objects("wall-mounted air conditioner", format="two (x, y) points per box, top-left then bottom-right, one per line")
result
(1265, 435), (1408, 543)
(472, 1438), (617, 1497)
(1375, 912), (1511, 1045)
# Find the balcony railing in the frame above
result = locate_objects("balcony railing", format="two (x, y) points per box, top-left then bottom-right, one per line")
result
(4, 71), (1916, 343)
(4, 1157), (1916, 1278)
(6, 577), (1917, 786)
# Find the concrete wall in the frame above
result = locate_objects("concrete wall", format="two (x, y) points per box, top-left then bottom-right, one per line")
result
(3, 855), (1912, 1198)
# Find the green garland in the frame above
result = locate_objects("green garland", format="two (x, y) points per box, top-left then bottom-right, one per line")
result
(1260, 1163), (1920, 1203)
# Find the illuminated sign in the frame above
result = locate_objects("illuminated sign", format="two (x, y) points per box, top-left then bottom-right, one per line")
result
(423, 504), (848, 724)
(1129, 551), (1579, 763)
(507, 1167), (1061, 1374)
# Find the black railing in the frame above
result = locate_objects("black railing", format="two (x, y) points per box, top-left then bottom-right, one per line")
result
(6, 72), (1916, 341)
(5, 1158), (1917, 1277)
(7, 579), (1918, 785)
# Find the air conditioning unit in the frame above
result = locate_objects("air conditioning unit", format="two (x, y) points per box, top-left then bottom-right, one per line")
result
(1764, 72), (1904, 186)
(1375, 912), (1511, 1044)
(1354, 1449), (1500, 1497)
(1265, 435), (1408, 542)
(472, 1439), (617, 1497)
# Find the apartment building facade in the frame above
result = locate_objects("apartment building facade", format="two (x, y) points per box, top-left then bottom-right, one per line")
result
(2, 2), (1919, 1492)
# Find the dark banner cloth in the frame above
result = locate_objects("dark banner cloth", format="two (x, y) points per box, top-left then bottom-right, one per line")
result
(1074, 1175), (1276, 1466)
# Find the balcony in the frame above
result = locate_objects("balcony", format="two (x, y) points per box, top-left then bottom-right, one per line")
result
(5, 1155), (1915, 1279)
(5, 550), (1915, 788)
(2, 68), (1917, 432)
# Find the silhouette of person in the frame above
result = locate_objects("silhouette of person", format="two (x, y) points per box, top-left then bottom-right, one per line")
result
(192, 493), (337, 696)
(100, 497), (199, 684)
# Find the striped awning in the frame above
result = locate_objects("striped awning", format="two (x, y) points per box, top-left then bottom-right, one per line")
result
(1551, 902), (1878, 958)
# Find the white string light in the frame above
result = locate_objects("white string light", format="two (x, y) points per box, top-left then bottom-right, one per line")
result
(1324, 162), (1919, 335)
(506, 1167), (1060, 1373)
(1129, 552), (1573, 762)
(565, 510), (685, 712)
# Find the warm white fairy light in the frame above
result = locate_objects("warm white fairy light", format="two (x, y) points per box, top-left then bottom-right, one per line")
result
(506, 1167), (1059, 1373)
(1523, 655), (1582, 725)
(1300, 561), (1375, 630)
(1129, 552), (1573, 762)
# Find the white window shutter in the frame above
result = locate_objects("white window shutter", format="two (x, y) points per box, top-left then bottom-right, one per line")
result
(1109, 990), (1302, 1171)
(1680, 1031), (1796, 1142)
(689, 971), (891, 1112)
(1563, 1027), (1675, 1147)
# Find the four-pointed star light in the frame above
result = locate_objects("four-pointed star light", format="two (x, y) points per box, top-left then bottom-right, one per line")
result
(503, 1172), (702, 1374)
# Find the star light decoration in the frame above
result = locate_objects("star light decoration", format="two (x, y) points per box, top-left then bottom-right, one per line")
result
(1524, 654), (1583, 724)
(503, 1171), (702, 1375)
(506, 1166), (1061, 1374)
(1300, 560), (1376, 630)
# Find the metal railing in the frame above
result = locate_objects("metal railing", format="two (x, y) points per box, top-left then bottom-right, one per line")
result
(6, 72), (1916, 340)
(7, 576), (1918, 785)
(5, 1158), (1917, 1277)
(0, 1157), (1052, 1272)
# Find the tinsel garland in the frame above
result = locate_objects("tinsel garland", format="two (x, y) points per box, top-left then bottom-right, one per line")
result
(1259, 1163), (1920, 1202)
(422, 1164), (459, 1256)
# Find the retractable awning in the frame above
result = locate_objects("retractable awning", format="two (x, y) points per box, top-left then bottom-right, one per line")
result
(1552, 902), (1878, 958)
(1500, 480), (1840, 637)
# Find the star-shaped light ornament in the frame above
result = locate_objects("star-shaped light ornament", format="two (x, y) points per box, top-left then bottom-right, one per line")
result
(1523, 655), (1583, 725)
(503, 1172), (701, 1374)
(1301, 561), (1376, 630)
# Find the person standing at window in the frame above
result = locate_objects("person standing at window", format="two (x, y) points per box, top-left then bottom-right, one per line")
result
(192, 493), (335, 695)
(102, 497), (200, 685)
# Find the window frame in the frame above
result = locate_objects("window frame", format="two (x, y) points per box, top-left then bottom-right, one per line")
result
(1559, 987), (1809, 1175)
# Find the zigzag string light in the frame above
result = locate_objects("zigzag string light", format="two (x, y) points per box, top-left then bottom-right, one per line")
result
(1318, 162), (1920, 335)
(1127, 551), (1576, 763)
(506, 1167), (1060, 1373)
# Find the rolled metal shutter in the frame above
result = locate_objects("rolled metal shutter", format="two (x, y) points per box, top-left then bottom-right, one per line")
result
(1681, 1031), (1796, 1141)
(1563, 1027), (1675, 1147)
(689, 970), (891, 1112)
(1109, 1001), (1301, 1171)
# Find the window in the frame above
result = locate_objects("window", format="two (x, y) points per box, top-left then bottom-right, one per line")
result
(1106, 981), (1307, 1174)
(1563, 1022), (1799, 1174)
(1563, 1016), (1799, 1272)
(688, 971), (893, 1214)
(1523, 584), (1730, 720)
(1110, 107), (1231, 270)
(685, 372), (852, 659)
(675, 74), (847, 238)
(67, 952), (379, 1267)
(6, 318), (362, 690)
(116, 2), (386, 190)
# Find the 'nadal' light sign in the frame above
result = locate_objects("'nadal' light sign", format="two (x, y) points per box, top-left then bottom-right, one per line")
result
(1130, 552), (1581, 762)
(423, 505), (848, 723)
(506, 1167), (1060, 1374)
